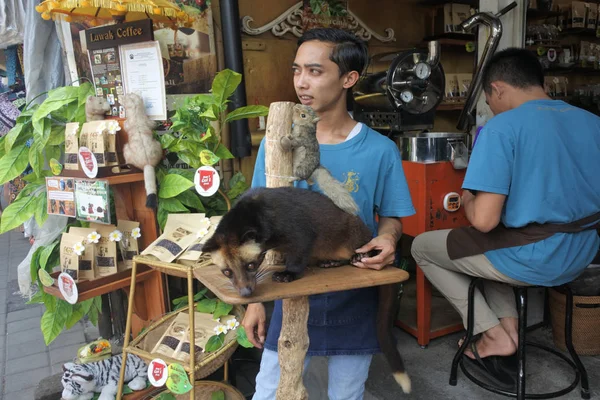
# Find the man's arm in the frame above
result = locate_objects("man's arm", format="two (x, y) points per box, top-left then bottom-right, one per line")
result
(353, 216), (402, 270)
(462, 190), (506, 233)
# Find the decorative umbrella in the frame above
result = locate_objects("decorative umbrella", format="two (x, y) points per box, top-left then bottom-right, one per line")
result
(35, 0), (194, 27)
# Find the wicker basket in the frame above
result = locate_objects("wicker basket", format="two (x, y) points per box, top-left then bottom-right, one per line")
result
(128, 303), (245, 379)
(549, 288), (600, 355)
(151, 381), (246, 400)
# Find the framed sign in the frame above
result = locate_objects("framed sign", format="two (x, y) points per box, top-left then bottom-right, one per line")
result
(119, 41), (167, 120)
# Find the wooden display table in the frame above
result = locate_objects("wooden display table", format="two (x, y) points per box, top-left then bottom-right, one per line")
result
(194, 262), (410, 400)
(194, 263), (410, 304)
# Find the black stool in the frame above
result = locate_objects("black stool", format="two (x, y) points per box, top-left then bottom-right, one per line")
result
(449, 277), (590, 399)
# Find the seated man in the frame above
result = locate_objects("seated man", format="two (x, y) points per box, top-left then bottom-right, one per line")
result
(411, 48), (600, 386)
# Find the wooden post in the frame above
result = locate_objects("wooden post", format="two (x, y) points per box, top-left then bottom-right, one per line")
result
(264, 101), (309, 400)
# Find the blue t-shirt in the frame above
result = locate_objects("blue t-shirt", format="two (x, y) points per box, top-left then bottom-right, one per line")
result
(252, 122), (415, 355)
(463, 99), (600, 286)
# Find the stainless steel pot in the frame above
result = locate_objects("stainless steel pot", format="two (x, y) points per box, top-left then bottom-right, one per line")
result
(396, 132), (469, 168)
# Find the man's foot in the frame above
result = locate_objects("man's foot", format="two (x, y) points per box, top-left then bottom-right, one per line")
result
(464, 324), (517, 360)
(499, 317), (519, 347)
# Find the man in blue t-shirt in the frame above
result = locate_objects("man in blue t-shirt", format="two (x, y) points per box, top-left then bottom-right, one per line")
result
(412, 48), (600, 387)
(244, 28), (415, 399)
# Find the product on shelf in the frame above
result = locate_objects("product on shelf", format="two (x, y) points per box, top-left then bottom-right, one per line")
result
(151, 311), (236, 364)
(177, 216), (222, 266)
(142, 214), (209, 263)
(89, 223), (119, 276)
(117, 220), (141, 271)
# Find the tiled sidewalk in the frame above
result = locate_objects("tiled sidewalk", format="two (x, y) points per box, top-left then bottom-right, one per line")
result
(0, 230), (99, 400)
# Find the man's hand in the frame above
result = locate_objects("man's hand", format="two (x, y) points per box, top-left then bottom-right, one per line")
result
(352, 233), (397, 270)
(241, 303), (266, 349)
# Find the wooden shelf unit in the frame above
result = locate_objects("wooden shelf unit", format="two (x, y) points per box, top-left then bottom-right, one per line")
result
(43, 120), (167, 338)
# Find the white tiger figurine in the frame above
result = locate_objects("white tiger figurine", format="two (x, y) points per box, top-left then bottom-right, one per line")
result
(61, 353), (147, 400)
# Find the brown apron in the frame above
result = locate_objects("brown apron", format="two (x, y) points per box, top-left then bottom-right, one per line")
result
(447, 211), (600, 260)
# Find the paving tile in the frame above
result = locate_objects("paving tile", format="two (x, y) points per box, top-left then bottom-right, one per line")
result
(4, 366), (50, 393)
(48, 330), (86, 350)
(6, 316), (40, 335)
(0, 280), (7, 289)
(6, 339), (48, 361)
(51, 361), (68, 375)
(6, 328), (44, 347)
(7, 306), (42, 323)
(4, 352), (49, 374)
(49, 343), (81, 366)
(14, 387), (35, 400)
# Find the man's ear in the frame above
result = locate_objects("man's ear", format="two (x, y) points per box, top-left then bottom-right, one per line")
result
(490, 82), (504, 99)
(342, 70), (360, 89)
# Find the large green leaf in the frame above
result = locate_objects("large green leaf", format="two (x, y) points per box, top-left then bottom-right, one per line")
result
(205, 334), (225, 352)
(34, 191), (49, 227)
(0, 136), (5, 159)
(159, 198), (189, 213)
(236, 326), (254, 348)
(214, 143), (234, 160)
(0, 194), (38, 234)
(4, 122), (24, 153)
(47, 124), (66, 146)
(159, 133), (176, 149)
(78, 82), (94, 106)
(158, 174), (194, 199)
(26, 289), (44, 305)
(41, 301), (71, 345)
(224, 105), (269, 123)
(0, 144), (30, 185)
(81, 298), (95, 314)
(213, 300), (233, 320)
(66, 304), (85, 329)
(197, 298), (217, 313)
(29, 141), (44, 178)
(33, 104), (69, 139)
(39, 241), (57, 271)
(157, 206), (168, 231)
(15, 182), (44, 201)
(211, 69), (242, 111)
(168, 168), (196, 182)
(30, 246), (44, 282)
(176, 190), (205, 211)
(47, 86), (79, 102)
(45, 145), (62, 163)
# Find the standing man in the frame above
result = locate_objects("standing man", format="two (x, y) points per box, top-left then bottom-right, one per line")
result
(244, 28), (416, 399)
(412, 48), (600, 387)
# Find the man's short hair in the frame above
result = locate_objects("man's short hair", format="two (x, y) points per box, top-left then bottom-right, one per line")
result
(297, 28), (369, 77)
(482, 48), (545, 93)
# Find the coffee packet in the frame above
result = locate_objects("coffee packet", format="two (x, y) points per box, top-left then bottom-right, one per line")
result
(64, 123), (81, 170)
(68, 227), (101, 280)
(142, 214), (207, 263)
(89, 223), (119, 276)
(151, 311), (237, 364)
(177, 216), (222, 266)
(117, 220), (140, 271)
(80, 121), (108, 167)
(60, 232), (95, 281)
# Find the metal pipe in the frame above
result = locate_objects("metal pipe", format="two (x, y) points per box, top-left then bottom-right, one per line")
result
(221, 0), (252, 158)
(426, 40), (440, 67)
(456, 12), (503, 132)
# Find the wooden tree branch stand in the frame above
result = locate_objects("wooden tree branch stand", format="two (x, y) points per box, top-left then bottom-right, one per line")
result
(194, 102), (409, 399)
(264, 101), (310, 400)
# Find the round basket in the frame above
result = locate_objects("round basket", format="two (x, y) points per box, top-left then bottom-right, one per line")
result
(130, 303), (245, 379)
(549, 287), (600, 355)
(153, 381), (246, 400)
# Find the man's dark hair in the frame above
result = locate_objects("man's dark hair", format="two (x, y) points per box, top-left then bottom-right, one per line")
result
(297, 28), (369, 77)
(482, 47), (544, 93)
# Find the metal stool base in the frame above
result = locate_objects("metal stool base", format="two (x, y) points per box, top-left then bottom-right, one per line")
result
(458, 341), (580, 399)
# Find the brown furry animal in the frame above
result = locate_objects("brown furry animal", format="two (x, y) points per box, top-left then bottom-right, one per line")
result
(121, 93), (162, 209)
(85, 96), (110, 121)
(279, 104), (359, 215)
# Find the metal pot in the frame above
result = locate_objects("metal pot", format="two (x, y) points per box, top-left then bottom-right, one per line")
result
(396, 132), (469, 168)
